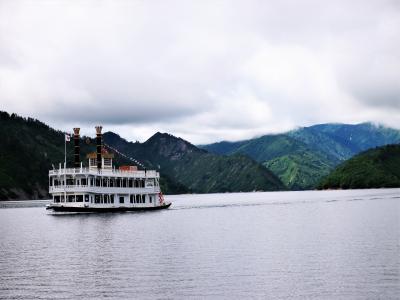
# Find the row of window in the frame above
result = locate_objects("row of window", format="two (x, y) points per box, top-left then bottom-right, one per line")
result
(130, 194), (151, 204)
(89, 158), (112, 167)
(53, 194), (154, 204)
(53, 195), (87, 203)
(51, 177), (155, 188)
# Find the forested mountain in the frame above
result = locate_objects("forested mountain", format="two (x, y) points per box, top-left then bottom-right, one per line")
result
(318, 144), (400, 189)
(201, 123), (400, 189)
(288, 123), (400, 161)
(103, 132), (284, 193)
(202, 134), (334, 190)
(2, 110), (399, 200)
(0, 111), (284, 200)
(0, 112), (65, 199)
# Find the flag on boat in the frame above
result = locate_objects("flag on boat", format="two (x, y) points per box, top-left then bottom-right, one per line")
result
(65, 133), (71, 142)
(158, 192), (164, 204)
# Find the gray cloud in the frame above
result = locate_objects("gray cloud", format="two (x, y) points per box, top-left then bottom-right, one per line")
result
(0, 0), (399, 143)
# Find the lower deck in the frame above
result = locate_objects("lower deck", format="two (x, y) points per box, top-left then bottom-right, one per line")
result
(46, 202), (171, 212)
(49, 192), (164, 209)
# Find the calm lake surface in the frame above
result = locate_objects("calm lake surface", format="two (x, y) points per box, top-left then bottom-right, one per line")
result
(1, 189), (399, 299)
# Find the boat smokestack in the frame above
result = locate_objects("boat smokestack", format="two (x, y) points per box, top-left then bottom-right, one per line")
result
(95, 126), (103, 169)
(73, 128), (80, 168)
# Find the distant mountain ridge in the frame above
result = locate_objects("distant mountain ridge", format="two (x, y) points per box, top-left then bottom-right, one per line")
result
(290, 123), (400, 161)
(1, 110), (399, 200)
(103, 131), (284, 194)
(200, 123), (400, 189)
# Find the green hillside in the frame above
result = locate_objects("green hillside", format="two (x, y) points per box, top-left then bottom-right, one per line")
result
(0, 112), (66, 199)
(232, 134), (309, 162)
(318, 144), (400, 189)
(202, 134), (334, 190)
(287, 127), (352, 162)
(201, 123), (400, 190)
(264, 152), (333, 190)
(310, 123), (400, 153)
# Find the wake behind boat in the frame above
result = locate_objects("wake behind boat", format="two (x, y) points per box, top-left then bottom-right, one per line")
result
(46, 126), (171, 212)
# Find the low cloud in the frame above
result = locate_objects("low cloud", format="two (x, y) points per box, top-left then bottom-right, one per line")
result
(0, 0), (399, 143)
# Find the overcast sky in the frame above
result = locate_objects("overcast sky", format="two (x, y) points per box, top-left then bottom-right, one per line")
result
(0, 0), (399, 144)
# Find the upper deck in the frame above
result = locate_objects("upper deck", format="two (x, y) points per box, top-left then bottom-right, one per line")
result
(49, 167), (159, 179)
(49, 167), (160, 195)
(49, 126), (162, 196)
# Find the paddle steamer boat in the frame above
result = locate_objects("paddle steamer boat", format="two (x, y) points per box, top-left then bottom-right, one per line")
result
(46, 126), (170, 212)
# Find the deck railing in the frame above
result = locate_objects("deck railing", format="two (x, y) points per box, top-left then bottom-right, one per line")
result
(49, 168), (159, 178)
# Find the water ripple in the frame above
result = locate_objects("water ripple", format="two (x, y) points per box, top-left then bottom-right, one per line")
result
(1, 189), (399, 299)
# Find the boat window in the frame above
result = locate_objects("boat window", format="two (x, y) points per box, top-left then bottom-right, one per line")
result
(116, 178), (121, 188)
(110, 179), (114, 187)
(54, 196), (60, 203)
(76, 195), (83, 202)
(104, 194), (109, 203)
(104, 158), (112, 167)
(128, 179), (133, 188)
(95, 178), (101, 187)
(110, 195), (114, 204)
(90, 158), (96, 167)
(142, 195), (146, 203)
(95, 194), (100, 203)
(130, 195), (134, 203)
(68, 195), (75, 202)
(119, 196), (124, 203)
(81, 178), (87, 186)
(149, 195), (152, 203)
(85, 195), (89, 202)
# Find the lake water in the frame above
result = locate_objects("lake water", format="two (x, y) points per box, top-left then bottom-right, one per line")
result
(0, 189), (399, 299)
